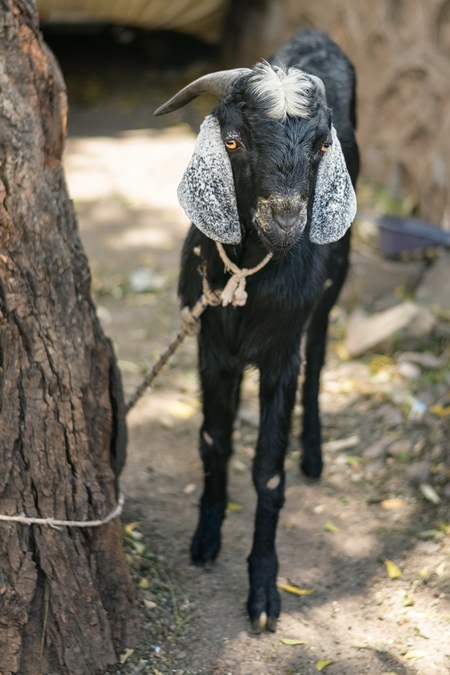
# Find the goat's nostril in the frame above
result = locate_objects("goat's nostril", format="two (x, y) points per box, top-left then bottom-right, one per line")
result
(272, 211), (299, 231)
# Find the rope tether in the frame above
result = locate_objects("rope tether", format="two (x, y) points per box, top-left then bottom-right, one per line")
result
(125, 242), (273, 412)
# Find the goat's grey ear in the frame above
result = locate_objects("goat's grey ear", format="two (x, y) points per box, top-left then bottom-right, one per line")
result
(177, 115), (241, 244)
(310, 125), (357, 244)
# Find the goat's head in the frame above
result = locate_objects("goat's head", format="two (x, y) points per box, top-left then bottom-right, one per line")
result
(155, 64), (356, 252)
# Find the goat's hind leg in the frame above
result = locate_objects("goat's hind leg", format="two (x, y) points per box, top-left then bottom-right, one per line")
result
(191, 359), (242, 566)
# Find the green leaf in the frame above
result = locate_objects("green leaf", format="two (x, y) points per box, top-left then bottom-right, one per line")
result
(345, 455), (361, 466)
(130, 540), (147, 556)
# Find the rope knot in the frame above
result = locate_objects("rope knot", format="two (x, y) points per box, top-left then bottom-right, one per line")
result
(221, 273), (248, 307)
(216, 243), (272, 308)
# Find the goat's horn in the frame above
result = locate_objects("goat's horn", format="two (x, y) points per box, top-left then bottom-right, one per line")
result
(154, 68), (252, 116)
(308, 74), (327, 101)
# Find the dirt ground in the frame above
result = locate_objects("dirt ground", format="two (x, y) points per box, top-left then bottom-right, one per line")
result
(49, 28), (450, 675)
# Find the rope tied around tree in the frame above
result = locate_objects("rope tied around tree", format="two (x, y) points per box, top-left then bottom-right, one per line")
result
(0, 492), (125, 529)
(0, 243), (271, 530)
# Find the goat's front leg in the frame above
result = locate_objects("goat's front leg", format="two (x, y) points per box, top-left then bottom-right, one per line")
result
(247, 353), (300, 632)
(191, 354), (242, 566)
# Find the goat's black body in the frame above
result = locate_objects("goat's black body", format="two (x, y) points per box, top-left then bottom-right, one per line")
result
(177, 30), (359, 630)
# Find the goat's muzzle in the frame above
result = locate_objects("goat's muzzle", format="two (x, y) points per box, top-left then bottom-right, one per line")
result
(254, 196), (308, 250)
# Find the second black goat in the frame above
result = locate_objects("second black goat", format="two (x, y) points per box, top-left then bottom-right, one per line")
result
(155, 29), (359, 631)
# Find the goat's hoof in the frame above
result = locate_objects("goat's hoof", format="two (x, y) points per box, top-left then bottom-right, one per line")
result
(251, 612), (266, 633)
(251, 612), (277, 633)
(266, 616), (277, 632)
(191, 544), (219, 567)
(191, 503), (225, 565)
(300, 454), (323, 480)
(190, 525), (221, 565)
(251, 612), (267, 633)
(247, 585), (280, 633)
(249, 610), (278, 634)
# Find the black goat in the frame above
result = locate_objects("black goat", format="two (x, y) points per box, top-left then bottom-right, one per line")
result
(155, 30), (359, 632)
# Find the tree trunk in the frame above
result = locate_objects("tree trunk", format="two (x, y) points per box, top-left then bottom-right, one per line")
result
(0, 2), (136, 673)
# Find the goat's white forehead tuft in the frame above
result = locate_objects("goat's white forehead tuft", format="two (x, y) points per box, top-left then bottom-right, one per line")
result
(247, 62), (316, 120)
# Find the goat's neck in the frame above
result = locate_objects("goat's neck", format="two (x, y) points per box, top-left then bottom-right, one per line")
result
(222, 228), (272, 270)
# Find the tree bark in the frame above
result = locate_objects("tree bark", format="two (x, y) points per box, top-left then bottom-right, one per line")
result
(0, 2), (136, 673)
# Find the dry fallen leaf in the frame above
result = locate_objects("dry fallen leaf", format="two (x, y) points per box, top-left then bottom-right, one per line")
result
(168, 400), (197, 419)
(124, 521), (140, 535)
(436, 561), (447, 577)
(419, 567), (429, 579)
(369, 354), (394, 372)
(419, 483), (441, 505)
(384, 558), (402, 579)
(119, 648), (134, 665)
(438, 522), (450, 535)
(381, 498), (405, 510)
(324, 520), (339, 534)
(316, 659), (334, 671)
(278, 582), (317, 596)
(335, 343), (349, 361)
(143, 599), (157, 610)
(430, 404), (450, 418)
(403, 650), (427, 660)
(280, 638), (305, 646)
(402, 594), (415, 607)
(322, 435), (360, 452)
(138, 578), (150, 589)
(183, 483), (196, 495)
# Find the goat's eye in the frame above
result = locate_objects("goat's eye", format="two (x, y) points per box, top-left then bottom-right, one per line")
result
(225, 139), (238, 150)
(320, 143), (330, 153)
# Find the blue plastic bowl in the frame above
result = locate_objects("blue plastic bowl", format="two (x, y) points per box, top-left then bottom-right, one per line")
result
(377, 215), (450, 257)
